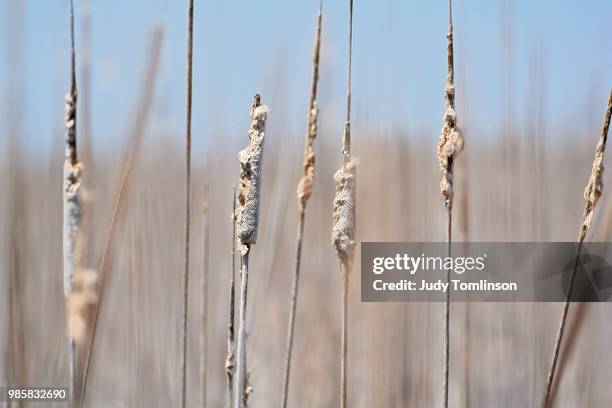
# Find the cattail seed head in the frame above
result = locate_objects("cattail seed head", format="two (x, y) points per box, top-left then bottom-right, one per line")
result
(236, 95), (268, 253)
(581, 87), (612, 235)
(298, 102), (319, 215)
(297, 7), (323, 216)
(437, 16), (463, 210)
(332, 159), (357, 264)
(63, 160), (82, 298)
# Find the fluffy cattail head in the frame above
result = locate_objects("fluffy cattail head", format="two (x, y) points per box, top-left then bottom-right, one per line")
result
(297, 102), (319, 215)
(63, 160), (82, 298)
(332, 159), (357, 265)
(437, 113), (463, 209)
(581, 88), (612, 234)
(236, 94), (268, 253)
(297, 7), (323, 215)
(437, 16), (463, 209)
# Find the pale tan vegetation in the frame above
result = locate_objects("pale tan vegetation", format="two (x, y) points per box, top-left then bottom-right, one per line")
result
(2, 1), (612, 408)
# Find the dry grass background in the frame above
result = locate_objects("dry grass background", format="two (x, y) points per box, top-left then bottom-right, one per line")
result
(2, 1), (612, 407)
(2, 124), (612, 407)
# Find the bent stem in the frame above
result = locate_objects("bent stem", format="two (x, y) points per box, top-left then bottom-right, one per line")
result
(543, 87), (611, 407)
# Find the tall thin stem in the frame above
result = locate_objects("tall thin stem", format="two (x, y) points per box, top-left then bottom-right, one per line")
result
(234, 252), (250, 408)
(443, 207), (452, 408)
(65, 1), (79, 404)
(340, 261), (349, 408)
(543, 87), (612, 408)
(437, 1), (462, 406)
(332, 2), (355, 407)
(180, 0), (195, 407)
(226, 187), (237, 408)
(280, 3), (323, 407)
(200, 194), (209, 408)
(79, 29), (163, 408)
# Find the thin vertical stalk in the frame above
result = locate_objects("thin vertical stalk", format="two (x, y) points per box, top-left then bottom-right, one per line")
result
(200, 193), (209, 408)
(79, 29), (164, 408)
(331, 2), (355, 408)
(280, 3), (323, 407)
(543, 87), (612, 408)
(443, 208), (451, 408)
(64, 1), (81, 404)
(234, 253), (250, 408)
(437, 1), (463, 407)
(4, 0), (27, 391)
(180, 0), (195, 407)
(79, 4), (94, 264)
(340, 261), (349, 408)
(226, 187), (237, 408)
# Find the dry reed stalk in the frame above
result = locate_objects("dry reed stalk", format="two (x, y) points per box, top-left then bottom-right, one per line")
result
(436, 1), (463, 407)
(200, 193), (209, 408)
(79, 29), (164, 408)
(226, 187), (237, 408)
(63, 1), (81, 403)
(79, 4), (94, 264)
(180, 0), (195, 406)
(234, 95), (268, 408)
(457, 155), (470, 408)
(280, 3), (323, 407)
(4, 0), (27, 391)
(331, 2), (355, 407)
(543, 87), (612, 408)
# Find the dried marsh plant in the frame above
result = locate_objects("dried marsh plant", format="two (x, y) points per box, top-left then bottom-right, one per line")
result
(234, 95), (269, 408)
(280, 3), (323, 407)
(543, 87), (612, 408)
(332, 2), (356, 407)
(436, 1), (463, 407)
(63, 0), (81, 403)
(179, 0), (195, 406)
(200, 194), (209, 408)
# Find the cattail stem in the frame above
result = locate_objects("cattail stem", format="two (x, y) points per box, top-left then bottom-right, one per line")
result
(200, 197), (209, 408)
(281, 212), (305, 408)
(437, 2), (462, 407)
(180, 0), (195, 407)
(64, 1), (81, 404)
(543, 87), (612, 408)
(340, 260), (349, 408)
(280, 4), (322, 407)
(226, 187), (237, 408)
(234, 252), (250, 408)
(332, 2), (355, 408)
(443, 208), (451, 408)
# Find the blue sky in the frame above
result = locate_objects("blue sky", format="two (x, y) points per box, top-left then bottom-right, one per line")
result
(2, 0), (611, 154)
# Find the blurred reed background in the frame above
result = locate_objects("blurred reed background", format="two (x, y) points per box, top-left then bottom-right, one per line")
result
(1, 0), (612, 407)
